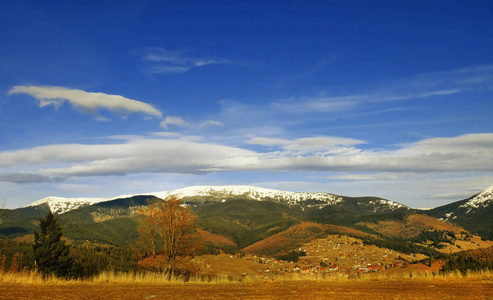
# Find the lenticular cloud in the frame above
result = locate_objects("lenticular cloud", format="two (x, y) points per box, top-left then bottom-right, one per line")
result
(0, 133), (492, 184)
(9, 85), (162, 118)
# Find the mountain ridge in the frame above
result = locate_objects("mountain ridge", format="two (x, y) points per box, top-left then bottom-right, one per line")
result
(2, 185), (492, 256)
(27, 184), (493, 215)
(458, 185), (493, 213)
(25, 185), (409, 214)
(424, 185), (493, 240)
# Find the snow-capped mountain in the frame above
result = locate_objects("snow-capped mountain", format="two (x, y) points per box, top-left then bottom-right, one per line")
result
(459, 185), (493, 213)
(4, 185), (491, 248)
(431, 185), (493, 222)
(425, 185), (493, 240)
(155, 185), (344, 205)
(25, 185), (408, 214)
(26, 195), (131, 214)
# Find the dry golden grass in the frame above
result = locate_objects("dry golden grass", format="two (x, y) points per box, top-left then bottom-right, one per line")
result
(1, 269), (491, 285)
(2, 270), (492, 300)
(0, 270), (239, 285)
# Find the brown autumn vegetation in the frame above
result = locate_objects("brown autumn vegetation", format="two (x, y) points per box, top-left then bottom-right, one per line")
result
(242, 222), (377, 257)
(242, 222), (326, 256)
(196, 228), (237, 248)
(138, 197), (202, 278)
(2, 196), (493, 299)
(357, 213), (464, 238)
(1, 269), (492, 299)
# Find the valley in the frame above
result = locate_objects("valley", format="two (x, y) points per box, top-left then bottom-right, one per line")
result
(1, 185), (493, 282)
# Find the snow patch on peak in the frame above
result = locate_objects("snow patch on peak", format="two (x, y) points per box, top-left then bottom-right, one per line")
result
(459, 185), (493, 213)
(440, 211), (458, 222)
(25, 185), (346, 214)
(376, 199), (408, 210)
(150, 185), (344, 206)
(27, 196), (114, 214)
(364, 198), (407, 213)
(25, 185), (412, 214)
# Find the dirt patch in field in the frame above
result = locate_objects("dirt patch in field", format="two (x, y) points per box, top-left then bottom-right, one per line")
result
(1, 279), (492, 300)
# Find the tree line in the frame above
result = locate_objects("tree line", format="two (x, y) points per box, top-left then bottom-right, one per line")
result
(0, 197), (201, 280)
(2, 197), (492, 279)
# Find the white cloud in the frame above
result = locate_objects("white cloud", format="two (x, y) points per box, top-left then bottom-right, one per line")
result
(325, 172), (415, 181)
(247, 133), (493, 173)
(143, 47), (230, 66)
(37, 139), (256, 178)
(272, 64), (493, 114)
(0, 133), (492, 184)
(151, 132), (182, 138)
(248, 137), (291, 146)
(283, 137), (365, 154)
(397, 133), (493, 155)
(272, 96), (362, 113)
(0, 172), (62, 183)
(429, 192), (474, 200)
(160, 116), (224, 130)
(0, 138), (255, 182)
(137, 47), (232, 74)
(272, 90), (462, 114)
(199, 120), (224, 128)
(249, 136), (365, 155)
(148, 66), (192, 74)
(8, 85), (163, 118)
(160, 116), (190, 129)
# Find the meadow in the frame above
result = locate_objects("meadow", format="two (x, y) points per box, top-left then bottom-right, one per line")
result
(1, 270), (492, 299)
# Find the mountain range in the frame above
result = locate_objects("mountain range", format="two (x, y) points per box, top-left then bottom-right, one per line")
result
(25, 185), (408, 214)
(1, 185), (492, 257)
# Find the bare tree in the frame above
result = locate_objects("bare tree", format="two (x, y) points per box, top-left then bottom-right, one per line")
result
(139, 197), (200, 279)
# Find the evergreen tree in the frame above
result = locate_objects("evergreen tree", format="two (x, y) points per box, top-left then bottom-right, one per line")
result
(33, 211), (74, 279)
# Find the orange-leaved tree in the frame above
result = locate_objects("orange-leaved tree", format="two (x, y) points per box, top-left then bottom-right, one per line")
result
(138, 197), (200, 278)
(138, 201), (161, 271)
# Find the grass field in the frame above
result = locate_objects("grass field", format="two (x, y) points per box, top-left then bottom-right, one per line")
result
(1, 271), (492, 299)
(1, 279), (492, 299)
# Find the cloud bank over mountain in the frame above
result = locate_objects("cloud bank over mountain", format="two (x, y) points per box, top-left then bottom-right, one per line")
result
(1, 133), (491, 185)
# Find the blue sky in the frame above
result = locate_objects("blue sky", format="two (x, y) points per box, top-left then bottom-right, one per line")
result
(1, 0), (493, 208)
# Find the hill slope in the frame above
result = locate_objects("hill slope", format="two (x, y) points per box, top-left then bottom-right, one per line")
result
(424, 186), (493, 240)
(1, 185), (491, 257)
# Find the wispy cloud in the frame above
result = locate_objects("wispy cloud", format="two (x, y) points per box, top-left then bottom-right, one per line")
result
(160, 116), (190, 129)
(148, 66), (192, 74)
(0, 172), (63, 184)
(430, 192), (475, 200)
(272, 64), (493, 113)
(272, 95), (361, 113)
(198, 120), (225, 128)
(272, 90), (462, 114)
(249, 136), (365, 155)
(160, 115), (224, 130)
(325, 172), (416, 181)
(8, 85), (162, 118)
(136, 47), (232, 74)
